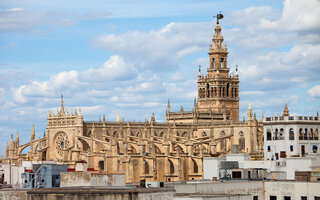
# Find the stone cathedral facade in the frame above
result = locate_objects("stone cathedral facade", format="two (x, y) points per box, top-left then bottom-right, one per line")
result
(3, 21), (264, 183)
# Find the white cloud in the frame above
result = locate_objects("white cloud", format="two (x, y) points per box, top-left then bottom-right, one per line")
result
(308, 85), (320, 98)
(279, 0), (320, 32)
(91, 22), (210, 71)
(241, 91), (265, 96)
(81, 55), (137, 81)
(0, 7), (76, 32)
(13, 70), (82, 103)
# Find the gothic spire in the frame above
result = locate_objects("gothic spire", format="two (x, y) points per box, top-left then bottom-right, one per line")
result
(247, 102), (253, 121)
(31, 124), (35, 141)
(15, 131), (19, 147)
(116, 112), (121, 123)
(283, 103), (289, 117)
(9, 134), (14, 149)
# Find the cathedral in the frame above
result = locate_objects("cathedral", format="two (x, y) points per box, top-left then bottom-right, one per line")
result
(3, 18), (264, 183)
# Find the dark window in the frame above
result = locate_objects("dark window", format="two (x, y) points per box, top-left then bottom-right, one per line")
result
(232, 171), (242, 179)
(98, 160), (104, 170)
(275, 153), (279, 160)
(169, 160), (174, 174)
(284, 196), (291, 200)
(193, 159), (198, 173)
(268, 146), (271, 152)
(145, 161), (149, 174)
(289, 128), (294, 140)
(270, 196), (277, 200)
(253, 196), (258, 200)
(301, 196), (307, 200)
(315, 197), (320, 200)
(267, 131), (272, 141)
(290, 145), (294, 152)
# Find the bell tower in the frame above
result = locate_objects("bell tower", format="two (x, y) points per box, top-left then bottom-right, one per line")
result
(197, 14), (239, 122)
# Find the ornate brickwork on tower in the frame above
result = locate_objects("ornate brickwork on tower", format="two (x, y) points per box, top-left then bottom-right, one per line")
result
(197, 22), (239, 122)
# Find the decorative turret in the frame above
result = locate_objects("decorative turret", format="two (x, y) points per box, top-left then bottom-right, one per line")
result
(60, 94), (65, 116)
(116, 112), (121, 123)
(167, 99), (170, 112)
(151, 112), (155, 122)
(9, 134), (14, 149)
(283, 104), (289, 117)
(15, 131), (19, 147)
(247, 102), (253, 121)
(31, 124), (35, 141)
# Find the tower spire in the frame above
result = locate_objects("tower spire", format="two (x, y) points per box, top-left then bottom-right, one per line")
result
(15, 131), (19, 147)
(283, 104), (289, 117)
(9, 134), (14, 148)
(31, 124), (35, 141)
(247, 102), (253, 121)
(60, 94), (65, 115)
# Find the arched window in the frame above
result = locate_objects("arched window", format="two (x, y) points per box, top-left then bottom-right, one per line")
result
(267, 130), (272, 141)
(98, 160), (104, 170)
(214, 87), (217, 96)
(169, 159), (174, 174)
(289, 128), (294, 140)
(144, 161), (150, 174)
(192, 159), (198, 173)
(274, 129), (278, 140)
(239, 132), (245, 151)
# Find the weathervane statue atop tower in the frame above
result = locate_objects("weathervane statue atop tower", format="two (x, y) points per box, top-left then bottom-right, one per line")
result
(215, 12), (224, 24)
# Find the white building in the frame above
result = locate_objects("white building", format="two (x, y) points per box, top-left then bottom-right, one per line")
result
(204, 153), (320, 180)
(264, 104), (320, 161)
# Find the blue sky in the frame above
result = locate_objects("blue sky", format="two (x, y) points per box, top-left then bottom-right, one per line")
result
(0, 0), (320, 155)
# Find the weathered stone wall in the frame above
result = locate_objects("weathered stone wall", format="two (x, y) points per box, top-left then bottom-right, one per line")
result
(24, 187), (174, 200)
(60, 172), (126, 187)
(0, 189), (27, 200)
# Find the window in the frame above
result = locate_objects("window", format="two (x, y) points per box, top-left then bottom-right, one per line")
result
(169, 159), (174, 174)
(275, 153), (279, 160)
(284, 196), (291, 200)
(253, 196), (258, 200)
(268, 146), (271, 152)
(313, 145), (318, 153)
(270, 196), (277, 200)
(267, 130), (272, 140)
(232, 171), (242, 179)
(315, 197), (320, 200)
(290, 145), (294, 152)
(289, 128), (294, 140)
(145, 161), (149, 174)
(98, 160), (104, 170)
(193, 159), (198, 173)
(301, 197), (307, 200)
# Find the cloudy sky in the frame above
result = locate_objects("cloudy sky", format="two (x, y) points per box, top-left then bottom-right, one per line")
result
(0, 0), (320, 154)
